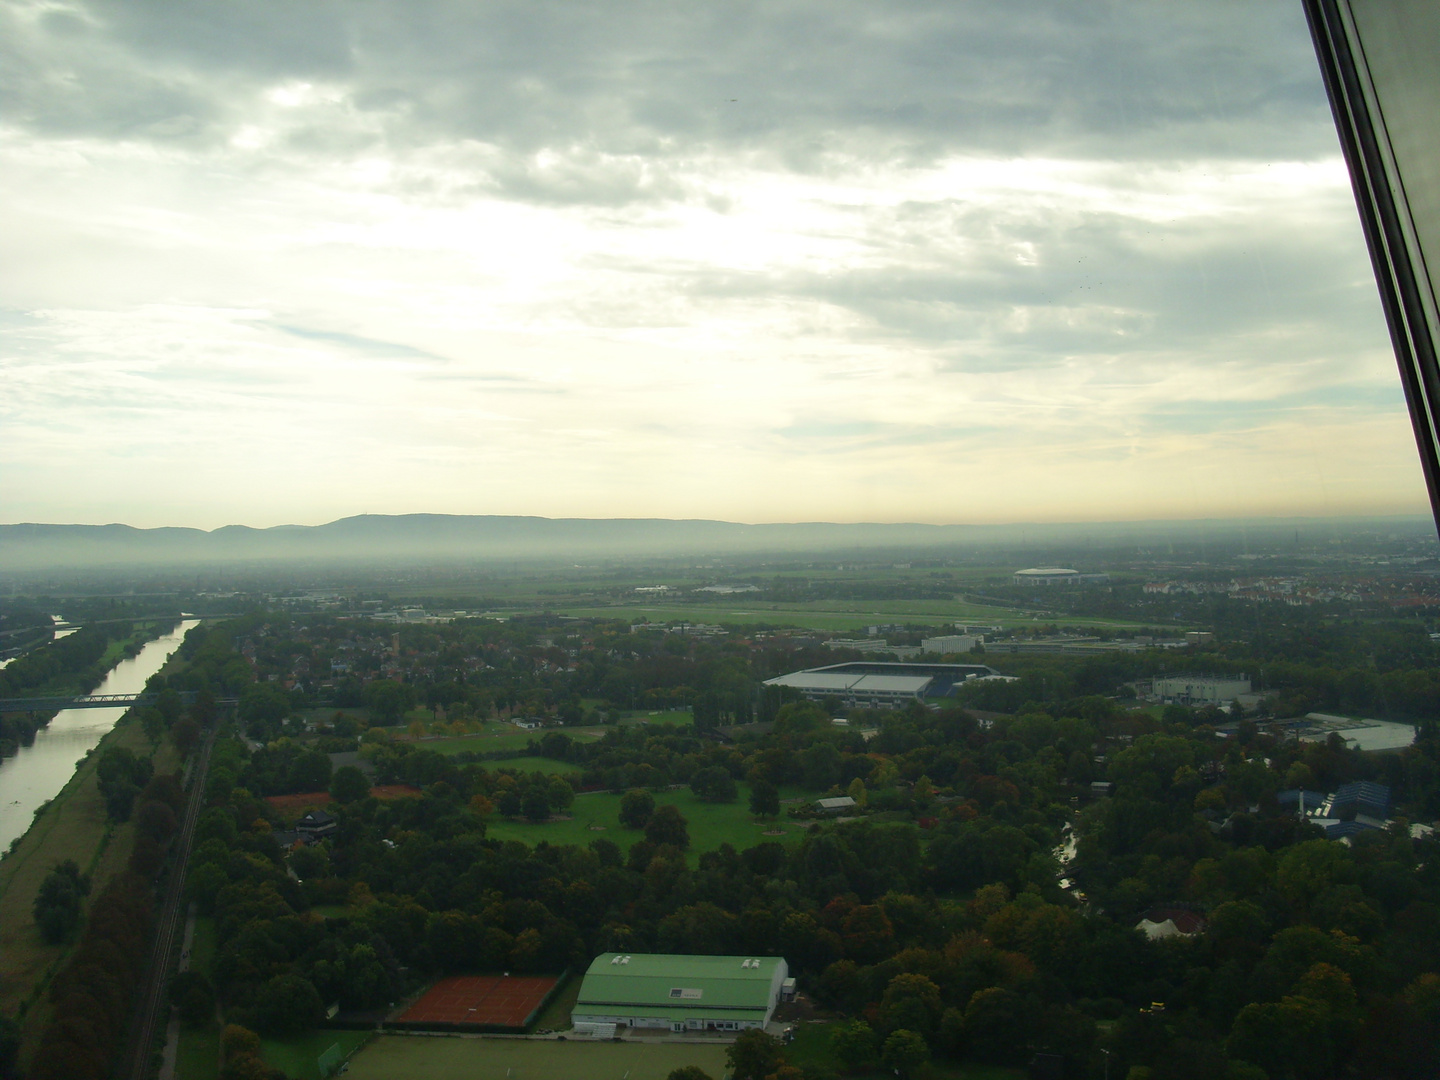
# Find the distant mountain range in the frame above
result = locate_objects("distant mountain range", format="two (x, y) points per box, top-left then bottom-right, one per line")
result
(1, 513), (1434, 572)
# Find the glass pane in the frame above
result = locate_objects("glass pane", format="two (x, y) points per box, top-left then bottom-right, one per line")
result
(1350, 0), (1440, 311)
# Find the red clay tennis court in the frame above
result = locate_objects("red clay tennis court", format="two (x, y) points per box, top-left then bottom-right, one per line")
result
(398, 975), (559, 1028)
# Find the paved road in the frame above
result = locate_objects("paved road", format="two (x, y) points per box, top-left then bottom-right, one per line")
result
(121, 725), (218, 1080)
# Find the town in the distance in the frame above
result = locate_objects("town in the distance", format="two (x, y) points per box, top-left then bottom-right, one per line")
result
(1, 514), (1438, 1080)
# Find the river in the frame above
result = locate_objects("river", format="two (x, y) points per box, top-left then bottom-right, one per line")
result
(0, 619), (201, 854)
(0, 616), (78, 671)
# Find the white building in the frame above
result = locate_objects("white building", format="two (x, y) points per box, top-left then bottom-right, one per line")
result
(765, 669), (933, 707)
(921, 634), (980, 655)
(1012, 568), (1109, 586)
(825, 638), (899, 653)
(1151, 674), (1251, 704)
(763, 661), (997, 708)
(1013, 568), (1080, 586)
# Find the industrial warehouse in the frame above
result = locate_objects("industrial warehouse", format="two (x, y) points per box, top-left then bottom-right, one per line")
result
(762, 660), (999, 708)
(571, 954), (792, 1034)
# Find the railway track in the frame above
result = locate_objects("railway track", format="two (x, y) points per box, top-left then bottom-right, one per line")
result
(120, 724), (217, 1080)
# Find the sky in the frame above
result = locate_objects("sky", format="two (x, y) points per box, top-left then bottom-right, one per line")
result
(0, 0), (1429, 530)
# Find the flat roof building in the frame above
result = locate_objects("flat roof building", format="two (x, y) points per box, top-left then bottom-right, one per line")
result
(1012, 568), (1109, 586)
(1014, 568), (1081, 585)
(1151, 674), (1251, 704)
(763, 661), (998, 707)
(921, 634), (980, 655)
(766, 670), (930, 706)
(571, 953), (789, 1033)
(1299, 715), (1415, 753)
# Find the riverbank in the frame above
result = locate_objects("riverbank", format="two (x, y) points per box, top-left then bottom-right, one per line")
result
(2, 620), (175, 699)
(0, 711), (182, 1037)
(0, 622), (200, 854)
(0, 620), (198, 1062)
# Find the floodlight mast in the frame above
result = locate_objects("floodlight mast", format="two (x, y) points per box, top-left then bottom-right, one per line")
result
(1304, 0), (1440, 535)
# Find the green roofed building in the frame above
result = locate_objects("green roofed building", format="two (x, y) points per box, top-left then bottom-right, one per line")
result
(571, 953), (790, 1033)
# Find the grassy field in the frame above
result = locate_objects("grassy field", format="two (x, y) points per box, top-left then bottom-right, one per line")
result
(0, 714), (180, 1030)
(618, 710), (693, 726)
(175, 1028), (219, 1080)
(344, 1035), (729, 1080)
(393, 717), (691, 750)
(412, 730), (598, 756)
(531, 973), (582, 1032)
(93, 622), (172, 669)
(397, 708), (514, 729)
(472, 755), (583, 775)
(175, 915), (221, 1080)
(553, 598), (1163, 632)
(484, 783), (807, 855)
(261, 1030), (373, 1080)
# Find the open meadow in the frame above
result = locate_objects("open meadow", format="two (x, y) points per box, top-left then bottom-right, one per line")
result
(342, 1034), (729, 1080)
(261, 1030), (372, 1080)
(368, 563), (1169, 634)
(550, 597), (1164, 632)
(474, 755), (583, 775)
(484, 782), (807, 855)
(407, 731), (595, 757)
(176, 916), (221, 1080)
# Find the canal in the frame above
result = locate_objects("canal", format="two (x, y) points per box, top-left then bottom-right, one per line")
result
(0, 619), (201, 854)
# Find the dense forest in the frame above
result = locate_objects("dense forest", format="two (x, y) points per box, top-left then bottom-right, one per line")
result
(87, 611), (1435, 1080)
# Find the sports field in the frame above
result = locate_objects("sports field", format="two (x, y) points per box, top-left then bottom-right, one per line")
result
(482, 782), (807, 855)
(343, 1035), (729, 1080)
(399, 975), (558, 1028)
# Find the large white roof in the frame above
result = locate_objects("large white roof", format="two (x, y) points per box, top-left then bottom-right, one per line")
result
(1299, 717), (1414, 752)
(764, 671), (930, 693)
(765, 671), (862, 690)
(852, 674), (932, 692)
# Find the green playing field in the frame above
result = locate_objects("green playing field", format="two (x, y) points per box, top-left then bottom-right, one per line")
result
(342, 1034), (729, 1080)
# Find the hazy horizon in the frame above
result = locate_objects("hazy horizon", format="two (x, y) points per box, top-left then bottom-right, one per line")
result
(8, 508), (1439, 532)
(2, 1), (1431, 530)
(5, 510), (1435, 578)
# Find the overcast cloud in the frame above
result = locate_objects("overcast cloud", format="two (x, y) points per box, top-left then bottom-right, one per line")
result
(0, 0), (1426, 528)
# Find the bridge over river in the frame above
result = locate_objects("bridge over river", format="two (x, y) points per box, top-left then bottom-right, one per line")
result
(0, 692), (236, 714)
